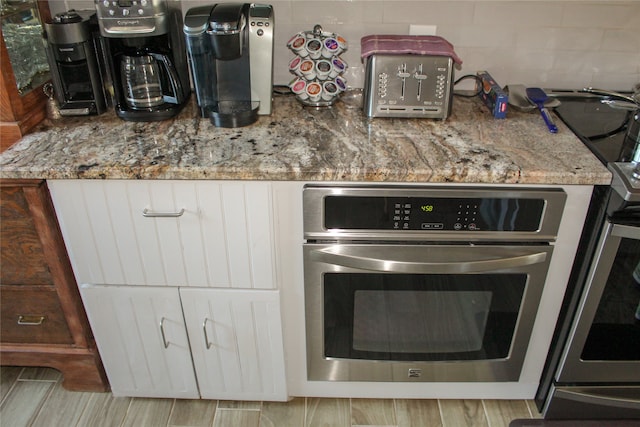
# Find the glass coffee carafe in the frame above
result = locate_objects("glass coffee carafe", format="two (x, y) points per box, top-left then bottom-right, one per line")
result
(120, 53), (180, 110)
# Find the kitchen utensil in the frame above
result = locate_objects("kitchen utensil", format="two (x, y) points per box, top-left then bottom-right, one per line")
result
(583, 87), (640, 105)
(505, 84), (560, 112)
(526, 87), (558, 133)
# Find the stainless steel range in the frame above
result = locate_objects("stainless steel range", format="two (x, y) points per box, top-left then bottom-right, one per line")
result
(536, 88), (640, 419)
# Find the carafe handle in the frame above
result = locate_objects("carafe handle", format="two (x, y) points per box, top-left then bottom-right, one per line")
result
(150, 53), (184, 105)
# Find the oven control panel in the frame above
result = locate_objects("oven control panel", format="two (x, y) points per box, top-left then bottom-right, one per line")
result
(392, 200), (483, 231)
(303, 186), (567, 241)
(324, 196), (544, 232)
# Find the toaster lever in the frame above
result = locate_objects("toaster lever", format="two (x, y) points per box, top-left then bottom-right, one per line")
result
(414, 64), (427, 100)
(397, 63), (410, 100)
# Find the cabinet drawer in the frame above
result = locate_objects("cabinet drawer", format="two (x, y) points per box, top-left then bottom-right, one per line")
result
(49, 180), (276, 289)
(0, 287), (73, 344)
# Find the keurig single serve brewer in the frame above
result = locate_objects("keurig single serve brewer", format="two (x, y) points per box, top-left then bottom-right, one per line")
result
(94, 0), (190, 121)
(43, 10), (110, 116)
(184, 3), (274, 127)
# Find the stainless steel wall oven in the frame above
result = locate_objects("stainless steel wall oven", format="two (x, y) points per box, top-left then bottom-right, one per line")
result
(303, 185), (566, 383)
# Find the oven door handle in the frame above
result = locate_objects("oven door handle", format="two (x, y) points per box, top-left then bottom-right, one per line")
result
(611, 223), (640, 240)
(310, 247), (547, 274)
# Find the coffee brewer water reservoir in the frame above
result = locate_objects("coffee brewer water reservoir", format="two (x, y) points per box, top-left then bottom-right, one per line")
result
(94, 0), (190, 121)
(184, 3), (274, 128)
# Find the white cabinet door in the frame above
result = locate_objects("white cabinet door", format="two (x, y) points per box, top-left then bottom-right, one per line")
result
(49, 180), (276, 289)
(180, 288), (287, 401)
(79, 284), (199, 399)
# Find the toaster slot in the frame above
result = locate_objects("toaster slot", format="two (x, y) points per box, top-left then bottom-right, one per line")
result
(397, 63), (410, 100)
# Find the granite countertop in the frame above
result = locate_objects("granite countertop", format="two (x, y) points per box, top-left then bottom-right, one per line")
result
(0, 93), (611, 185)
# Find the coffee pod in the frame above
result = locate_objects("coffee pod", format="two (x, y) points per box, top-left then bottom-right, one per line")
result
(322, 81), (339, 101)
(288, 56), (303, 76)
(299, 59), (316, 80)
(289, 77), (308, 100)
(289, 35), (309, 57)
(306, 81), (322, 102)
(322, 37), (340, 58)
(316, 59), (332, 81)
(330, 57), (347, 78)
(306, 38), (323, 60)
(335, 76), (348, 92)
(335, 34), (348, 51)
(286, 32), (304, 47)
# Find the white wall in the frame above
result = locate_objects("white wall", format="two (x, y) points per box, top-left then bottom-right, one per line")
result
(50, 0), (640, 91)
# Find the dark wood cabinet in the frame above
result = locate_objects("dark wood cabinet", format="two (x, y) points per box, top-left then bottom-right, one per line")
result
(0, 1), (51, 152)
(0, 179), (108, 391)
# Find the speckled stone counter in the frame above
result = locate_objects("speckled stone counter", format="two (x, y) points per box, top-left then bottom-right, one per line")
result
(0, 94), (611, 185)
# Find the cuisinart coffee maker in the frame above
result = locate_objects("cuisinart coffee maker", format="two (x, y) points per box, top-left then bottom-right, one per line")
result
(94, 0), (190, 121)
(184, 3), (274, 127)
(43, 10), (110, 116)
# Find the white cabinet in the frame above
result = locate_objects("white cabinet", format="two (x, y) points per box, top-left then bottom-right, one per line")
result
(78, 285), (199, 399)
(181, 287), (286, 400)
(80, 284), (287, 400)
(49, 180), (288, 401)
(48, 180), (276, 289)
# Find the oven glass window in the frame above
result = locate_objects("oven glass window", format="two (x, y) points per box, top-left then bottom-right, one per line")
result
(324, 273), (526, 361)
(581, 237), (640, 361)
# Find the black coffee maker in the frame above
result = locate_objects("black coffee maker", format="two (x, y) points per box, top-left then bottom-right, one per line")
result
(94, 0), (190, 121)
(43, 10), (110, 116)
(184, 3), (274, 127)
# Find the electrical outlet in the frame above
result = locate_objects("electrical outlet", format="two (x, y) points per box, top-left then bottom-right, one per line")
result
(409, 24), (437, 36)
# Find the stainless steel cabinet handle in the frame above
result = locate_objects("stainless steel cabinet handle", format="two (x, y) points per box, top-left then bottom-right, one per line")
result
(142, 208), (185, 218)
(203, 318), (212, 350)
(159, 317), (170, 348)
(17, 315), (45, 325)
(311, 247), (547, 274)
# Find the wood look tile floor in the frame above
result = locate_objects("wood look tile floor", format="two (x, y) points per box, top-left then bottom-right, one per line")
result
(0, 367), (541, 427)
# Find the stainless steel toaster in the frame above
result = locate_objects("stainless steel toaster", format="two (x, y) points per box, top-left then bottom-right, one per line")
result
(363, 54), (454, 119)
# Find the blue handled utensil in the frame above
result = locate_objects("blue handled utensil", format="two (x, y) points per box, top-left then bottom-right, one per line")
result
(526, 87), (558, 133)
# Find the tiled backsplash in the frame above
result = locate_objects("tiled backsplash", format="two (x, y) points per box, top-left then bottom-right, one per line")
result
(52, 1), (640, 91)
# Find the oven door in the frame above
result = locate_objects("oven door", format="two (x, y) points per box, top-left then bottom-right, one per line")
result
(556, 221), (640, 383)
(304, 243), (554, 382)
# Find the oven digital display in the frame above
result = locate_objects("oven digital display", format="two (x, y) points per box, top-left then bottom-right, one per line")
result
(324, 196), (545, 231)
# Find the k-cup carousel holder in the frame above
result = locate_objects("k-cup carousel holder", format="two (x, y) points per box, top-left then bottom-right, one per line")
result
(287, 24), (348, 107)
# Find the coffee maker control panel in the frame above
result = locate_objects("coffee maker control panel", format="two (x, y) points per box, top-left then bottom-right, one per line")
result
(249, 4), (274, 115)
(95, 0), (170, 37)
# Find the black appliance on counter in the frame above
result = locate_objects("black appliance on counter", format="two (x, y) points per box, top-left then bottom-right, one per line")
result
(94, 0), (190, 121)
(43, 10), (110, 116)
(183, 3), (274, 128)
(536, 89), (640, 419)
